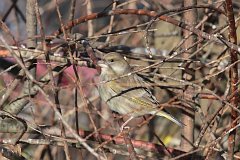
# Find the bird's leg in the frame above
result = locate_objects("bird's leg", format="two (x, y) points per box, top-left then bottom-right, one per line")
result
(120, 116), (134, 132)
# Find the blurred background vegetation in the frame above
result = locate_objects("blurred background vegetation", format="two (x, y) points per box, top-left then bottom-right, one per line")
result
(0, 0), (240, 159)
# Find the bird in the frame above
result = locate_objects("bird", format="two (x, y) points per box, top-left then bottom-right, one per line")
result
(97, 52), (183, 130)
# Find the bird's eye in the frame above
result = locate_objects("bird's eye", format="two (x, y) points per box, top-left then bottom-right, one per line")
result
(110, 59), (114, 62)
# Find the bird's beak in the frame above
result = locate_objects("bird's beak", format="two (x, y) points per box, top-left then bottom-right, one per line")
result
(97, 60), (108, 68)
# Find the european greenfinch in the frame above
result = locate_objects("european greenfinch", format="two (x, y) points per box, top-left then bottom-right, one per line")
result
(98, 52), (182, 129)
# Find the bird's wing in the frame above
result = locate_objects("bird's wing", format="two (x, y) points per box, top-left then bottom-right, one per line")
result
(107, 73), (159, 113)
(106, 73), (183, 126)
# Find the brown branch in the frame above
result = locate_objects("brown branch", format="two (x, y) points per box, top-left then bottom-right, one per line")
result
(122, 129), (138, 160)
(180, 0), (197, 152)
(50, 8), (240, 55)
(77, 129), (185, 156)
(81, 39), (100, 72)
(225, 0), (239, 159)
(0, 47), (93, 67)
(52, 4), (224, 36)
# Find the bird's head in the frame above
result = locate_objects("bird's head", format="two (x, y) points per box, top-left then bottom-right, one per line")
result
(98, 52), (131, 76)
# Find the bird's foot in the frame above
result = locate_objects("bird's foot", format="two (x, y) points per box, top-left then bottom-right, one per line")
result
(120, 125), (130, 132)
(119, 116), (133, 132)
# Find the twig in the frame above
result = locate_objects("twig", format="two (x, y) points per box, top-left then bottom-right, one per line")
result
(225, 0), (239, 159)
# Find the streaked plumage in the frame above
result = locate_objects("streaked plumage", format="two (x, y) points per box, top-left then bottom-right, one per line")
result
(98, 52), (182, 127)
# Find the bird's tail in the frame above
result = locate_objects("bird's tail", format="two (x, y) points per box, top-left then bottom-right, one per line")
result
(150, 110), (184, 127)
